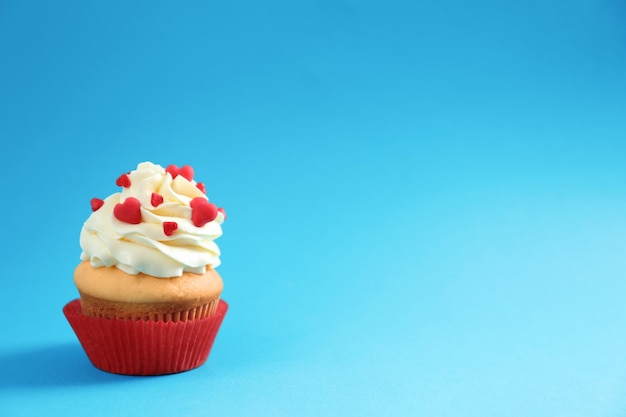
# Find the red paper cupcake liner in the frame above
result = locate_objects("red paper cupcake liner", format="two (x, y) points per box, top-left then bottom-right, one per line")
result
(63, 298), (228, 376)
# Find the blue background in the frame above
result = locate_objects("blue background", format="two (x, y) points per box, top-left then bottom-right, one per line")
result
(2, 0), (626, 415)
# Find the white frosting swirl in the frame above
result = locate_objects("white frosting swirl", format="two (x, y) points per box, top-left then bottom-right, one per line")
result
(80, 162), (225, 278)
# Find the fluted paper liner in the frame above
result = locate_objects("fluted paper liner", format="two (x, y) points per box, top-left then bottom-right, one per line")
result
(63, 298), (228, 376)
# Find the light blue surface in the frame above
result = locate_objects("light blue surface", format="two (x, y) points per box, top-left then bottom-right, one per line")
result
(2, 0), (626, 415)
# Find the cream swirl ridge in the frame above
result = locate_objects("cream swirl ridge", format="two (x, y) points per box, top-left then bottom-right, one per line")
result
(80, 162), (225, 278)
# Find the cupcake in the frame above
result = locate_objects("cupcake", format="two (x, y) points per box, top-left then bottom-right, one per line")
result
(64, 162), (228, 375)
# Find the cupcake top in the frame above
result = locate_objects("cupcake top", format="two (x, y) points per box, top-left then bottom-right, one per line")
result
(80, 162), (226, 278)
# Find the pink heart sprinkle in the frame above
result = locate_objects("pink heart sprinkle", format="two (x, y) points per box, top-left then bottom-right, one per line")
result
(166, 164), (194, 181)
(151, 193), (164, 207)
(90, 198), (104, 212)
(196, 182), (206, 194)
(217, 207), (226, 220)
(179, 165), (194, 181)
(190, 197), (218, 227)
(113, 197), (142, 224)
(165, 164), (179, 178)
(116, 173), (131, 188)
(163, 221), (178, 236)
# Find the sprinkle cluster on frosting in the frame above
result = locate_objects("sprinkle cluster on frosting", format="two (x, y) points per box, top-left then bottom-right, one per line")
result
(92, 164), (225, 234)
(80, 162), (226, 278)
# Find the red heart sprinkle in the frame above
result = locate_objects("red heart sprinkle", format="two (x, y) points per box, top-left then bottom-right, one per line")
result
(90, 198), (105, 212)
(113, 197), (142, 224)
(116, 173), (131, 188)
(190, 197), (218, 227)
(163, 221), (178, 236)
(217, 207), (226, 220)
(151, 192), (164, 207)
(196, 182), (206, 194)
(166, 164), (194, 181)
(179, 165), (194, 181)
(165, 164), (179, 178)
